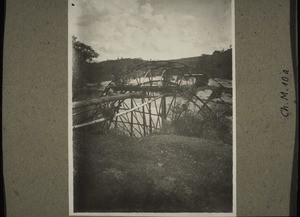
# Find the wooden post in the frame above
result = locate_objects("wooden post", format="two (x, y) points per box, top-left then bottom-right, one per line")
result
(161, 72), (167, 127)
(114, 100), (119, 133)
(142, 98), (147, 136)
(149, 101), (152, 134)
(161, 97), (166, 125)
(130, 98), (134, 137)
(149, 83), (152, 134)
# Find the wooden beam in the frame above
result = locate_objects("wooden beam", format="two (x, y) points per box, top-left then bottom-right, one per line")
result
(111, 84), (231, 94)
(72, 92), (144, 109)
(112, 85), (181, 92)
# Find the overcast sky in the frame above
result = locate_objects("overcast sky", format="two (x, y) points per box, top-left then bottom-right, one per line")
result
(69, 0), (232, 62)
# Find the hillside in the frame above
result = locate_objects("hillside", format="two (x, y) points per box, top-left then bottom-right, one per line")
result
(73, 132), (232, 212)
(81, 49), (232, 84)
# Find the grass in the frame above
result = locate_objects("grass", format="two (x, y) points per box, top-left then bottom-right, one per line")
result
(73, 131), (232, 213)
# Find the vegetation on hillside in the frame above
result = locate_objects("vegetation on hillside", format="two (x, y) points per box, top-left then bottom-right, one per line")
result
(72, 36), (232, 87)
(196, 49), (232, 79)
(83, 49), (232, 82)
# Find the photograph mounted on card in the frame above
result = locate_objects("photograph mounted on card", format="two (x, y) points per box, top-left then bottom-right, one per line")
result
(2, 0), (298, 216)
(68, 0), (236, 215)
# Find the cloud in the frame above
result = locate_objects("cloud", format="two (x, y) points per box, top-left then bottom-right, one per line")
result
(141, 3), (153, 18)
(69, 0), (232, 61)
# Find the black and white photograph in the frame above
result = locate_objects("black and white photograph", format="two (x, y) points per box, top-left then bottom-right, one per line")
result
(69, 0), (235, 215)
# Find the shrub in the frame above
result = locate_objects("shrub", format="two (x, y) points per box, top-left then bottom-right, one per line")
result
(171, 113), (220, 140)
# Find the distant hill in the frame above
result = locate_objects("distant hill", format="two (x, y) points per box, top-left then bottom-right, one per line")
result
(82, 49), (232, 83)
(168, 49), (232, 79)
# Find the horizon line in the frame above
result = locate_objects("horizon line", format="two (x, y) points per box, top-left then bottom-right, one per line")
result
(91, 48), (232, 63)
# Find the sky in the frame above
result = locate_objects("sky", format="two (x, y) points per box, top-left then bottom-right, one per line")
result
(69, 0), (232, 62)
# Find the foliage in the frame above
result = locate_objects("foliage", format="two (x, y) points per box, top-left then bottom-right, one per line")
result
(196, 49), (232, 79)
(73, 36), (99, 62)
(75, 48), (232, 85)
(171, 113), (220, 140)
(72, 36), (99, 98)
(165, 104), (232, 144)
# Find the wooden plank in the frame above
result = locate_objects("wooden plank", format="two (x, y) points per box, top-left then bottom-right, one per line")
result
(72, 92), (144, 109)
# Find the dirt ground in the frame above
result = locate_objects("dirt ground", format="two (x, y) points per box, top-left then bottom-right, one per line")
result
(73, 132), (232, 212)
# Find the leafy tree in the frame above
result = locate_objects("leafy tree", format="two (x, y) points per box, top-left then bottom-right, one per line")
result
(72, 36), (99, 94)
(73, 36), (99, 62)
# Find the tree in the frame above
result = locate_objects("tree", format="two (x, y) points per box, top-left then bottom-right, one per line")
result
(72, 36), (99, 94)
(72, 36), (99, 63)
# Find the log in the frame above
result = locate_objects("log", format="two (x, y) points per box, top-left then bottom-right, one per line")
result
(72, 92), (145, 109)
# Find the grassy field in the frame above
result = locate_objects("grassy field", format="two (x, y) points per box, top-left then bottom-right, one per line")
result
(73, 131), (232, 212)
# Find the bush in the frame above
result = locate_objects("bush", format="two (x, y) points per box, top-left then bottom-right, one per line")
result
(171, 113), (220, 140)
